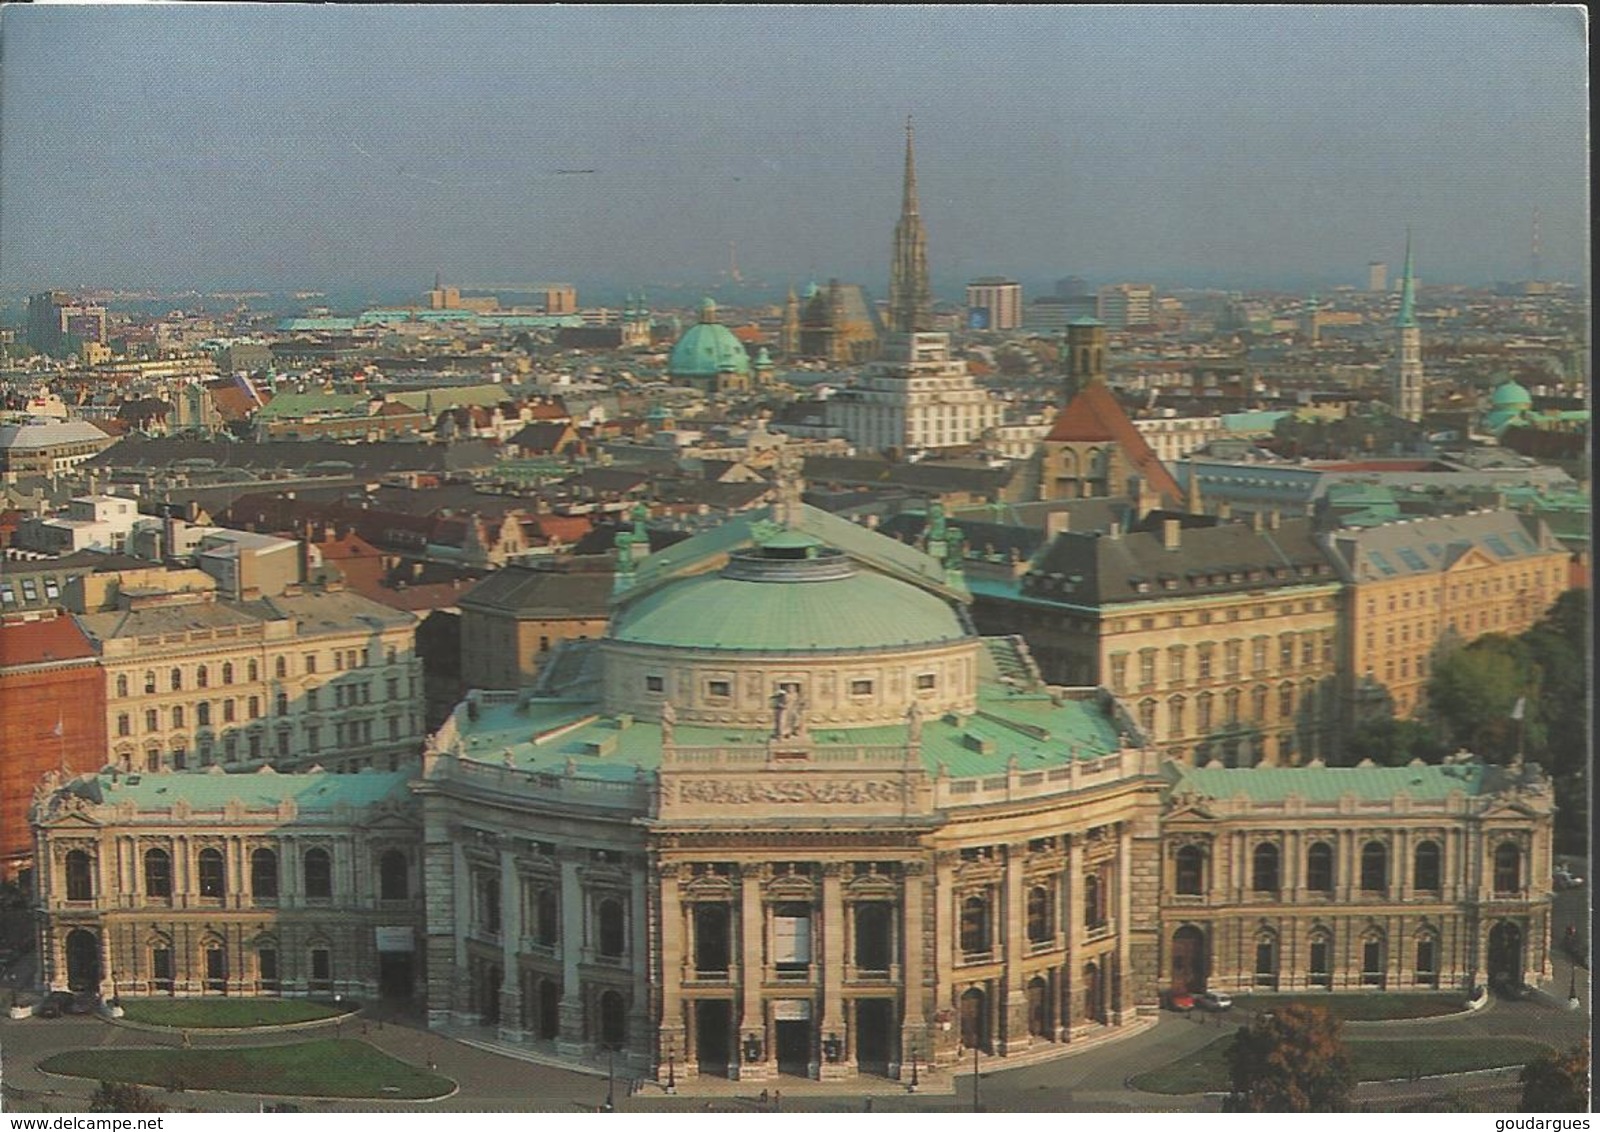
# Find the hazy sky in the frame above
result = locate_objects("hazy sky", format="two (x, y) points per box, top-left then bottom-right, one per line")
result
(0, 5), (1588, 296)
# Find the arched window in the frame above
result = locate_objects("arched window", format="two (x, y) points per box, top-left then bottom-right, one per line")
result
(597, 898), (625, 958)
(1308, 929), (1333, 988)
(1175, 845), (1204, 895)
(195, 665), (208, 689)
(198, 848), (226, 898)
(1306, 842), (1334, 893)
(251, 848), (279, 899)
(379, 850), (408, 900)
(1083, 874), (1104, 929)
(1493, 842), (1521, 894)
(1252, 843), (1280, 893)
(1414, 932), (1439, 986)
(116, 674), (129, 698)
(143, 848), (172, 898)
(960, 894), (991, 955)
(144, 670), (156, 695)
(1360, 841), (1388, 893)
(536, 888), (559, 947)
(222, 662), (234, 685)
(1360, 930), (1387, 987)
(1253, 930), (1279, 988)
(65, 849), (93, 901)
(1026, 885), (1052, 943)
(1413, 841), (1441, 892)
(303, 848), (332, 899)
(170, 667), (183, 692)
(171, 705), (184, 729)
(247, 660), (259, 682)
(1168, 696), (1186, 739)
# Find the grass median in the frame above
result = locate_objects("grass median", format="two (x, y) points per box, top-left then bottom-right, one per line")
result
(1130, 1034), (1554, 1095)
(116, 998), (351, 1028)
(40, 1038), (452, 1100)
(1225, 993), (1469, 1021)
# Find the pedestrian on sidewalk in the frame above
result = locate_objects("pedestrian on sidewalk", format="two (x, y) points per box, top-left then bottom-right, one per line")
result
(773, 1089), (780, 1111)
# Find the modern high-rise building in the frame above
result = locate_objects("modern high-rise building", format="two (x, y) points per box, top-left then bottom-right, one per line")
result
(887, 118), (932, 335)
(27, 291), (107, 358)
(1391, 232), (1424, 421)
(1367, 261), (1388, 293)
(1096, 284), (1155, 330)
(1055, 276), (1091, 298)
(965, 277), (1022, 331)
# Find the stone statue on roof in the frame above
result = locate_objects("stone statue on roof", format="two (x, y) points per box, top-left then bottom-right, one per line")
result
(660, 698), (676, 745)
(906, 701), (923, 745)
(772, 444), (806, 528)
(770, 685), (807, 740)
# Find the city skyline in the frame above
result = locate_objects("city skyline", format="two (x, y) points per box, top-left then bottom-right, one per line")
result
(0, 5), (1589, 295)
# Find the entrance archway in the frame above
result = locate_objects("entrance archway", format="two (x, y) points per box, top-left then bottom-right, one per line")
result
(959, 986), (988, 1052)
(1170, 925), (1207, 993)
(1487, 921), (1524, 994)
(1026, 976), (1051, 1038)
(695, 999), (732, 1074)
(64, 929), (100, 993)
(1083, 962), (1105, 1024)
(854, 998), (894, 1075)
(538, 978), (561, 1040)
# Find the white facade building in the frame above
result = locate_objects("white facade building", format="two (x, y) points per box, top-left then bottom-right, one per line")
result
(824, 333), (1004, 453)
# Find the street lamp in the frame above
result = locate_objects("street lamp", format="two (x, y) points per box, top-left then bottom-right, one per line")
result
(604, 1047), (615, 1112)
(907, 1040), (919, 1093)
(665, 1044), (677, 1095)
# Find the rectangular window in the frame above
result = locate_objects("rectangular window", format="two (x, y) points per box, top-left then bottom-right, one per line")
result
(305, 654), (317, 674)
(915, 673), (937, 691)
(307, 726), (320, 753)
(310, 948), (331, 989)
(152, 948), (174, 991)
(849, 679), (873, 696)
(258, 949), (279, 990)
(707, 680), (732, 698)
(645, 675), (664, 693)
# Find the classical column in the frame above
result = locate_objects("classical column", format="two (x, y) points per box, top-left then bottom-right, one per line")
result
(1115, 824), (1133, 1023)
(1066, 837), (1085, 1036)
(900, 860), (928, 1070)
(735, 865), (771, 1081)
(555, 852), (587, 1057)
(627, 864), (651, 1066)
(450, 841), (474, 1025)
(1000, 842), (1029, 1054)
(819, 863), (854, 1079)
(498, 847), (524, 1041)
(932, 852), (956, 1060)
(656, 862), (688, 1084)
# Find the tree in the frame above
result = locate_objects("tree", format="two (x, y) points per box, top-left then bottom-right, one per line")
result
(1223, 1003), (1355, 1112)
(88, 1081), (167, 1113)
(1518, 1039), (1589, 1112)
(1343, 717), (1447, 767)
(1427, 635), (1545, 762)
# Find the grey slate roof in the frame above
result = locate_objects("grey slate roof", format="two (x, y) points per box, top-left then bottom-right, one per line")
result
(1023, 516), (1336, 605)
(1318, 510), (1560, 584)
(457, 560), (615, 619)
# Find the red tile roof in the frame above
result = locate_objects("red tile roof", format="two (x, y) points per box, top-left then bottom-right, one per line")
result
(1042, 380), (1182, 503)
(0, 614), (98, 669)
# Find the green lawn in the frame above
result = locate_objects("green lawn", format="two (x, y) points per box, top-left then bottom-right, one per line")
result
(1230, 993), (1469, 1021)
(1131, 1035), (1555, 1095)
(116, 998), (350, 1028)
(41, 1039), (451, 1100)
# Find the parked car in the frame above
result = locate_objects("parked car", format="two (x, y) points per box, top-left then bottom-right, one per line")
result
(1165, 990), (1196, 1011)
(1197, 991), (1233, 1011)
(35, 990), (74, 1019)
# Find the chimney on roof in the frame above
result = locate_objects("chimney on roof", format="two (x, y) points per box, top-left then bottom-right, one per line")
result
(1251, 510), (1264, 532)
(1045, 510), (1071, 539)
(1128, 476), (1149, 521)
(1108, 519), (1122, 540)
(1216, 500), (1232, 520)
(1161, 518), (1181, 550)
(1268, 509), (1281, 530)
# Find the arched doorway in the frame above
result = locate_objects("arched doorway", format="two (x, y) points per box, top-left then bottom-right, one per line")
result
(1082, 962), (1105, 1024)
(1487, 921), (1524, 994)
(1026, 976), (1051, 1038)
(64, 929), (100, 993)
(1170, 925), (1207, 993)
(598, 989), (627, 1049)
(959, 986), (988, 1052)
(539, 978), (561, 1040)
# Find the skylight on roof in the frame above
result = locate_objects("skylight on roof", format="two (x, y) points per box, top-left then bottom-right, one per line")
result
(1368, 550), (1396, 575)
(1397, 547), (1428, 571)
(1484, 536), (1513, 558)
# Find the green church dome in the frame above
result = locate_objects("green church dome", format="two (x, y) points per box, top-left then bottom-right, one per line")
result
(667, 298), (751, 380)
(611, 545), (968, 653)
(1492, 380), (1532, 408)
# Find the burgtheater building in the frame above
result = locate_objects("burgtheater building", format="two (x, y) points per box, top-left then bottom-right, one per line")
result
(32, 485), (1557, 1082)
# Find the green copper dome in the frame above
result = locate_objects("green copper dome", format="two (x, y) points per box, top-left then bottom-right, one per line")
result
(611, 546), (968, 652)
(668, 297), (751, 380)
(1491, 380), (1532, 408)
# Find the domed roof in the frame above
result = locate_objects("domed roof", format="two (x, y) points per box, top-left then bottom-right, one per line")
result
(1492, 380), (1532, 407)
(667, 297), (751, 379)
(611, 544), (968, 652)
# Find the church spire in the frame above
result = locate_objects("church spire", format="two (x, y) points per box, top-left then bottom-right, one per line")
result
(888, 116), (932, 335)
(1396, 226), (1417, 329)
